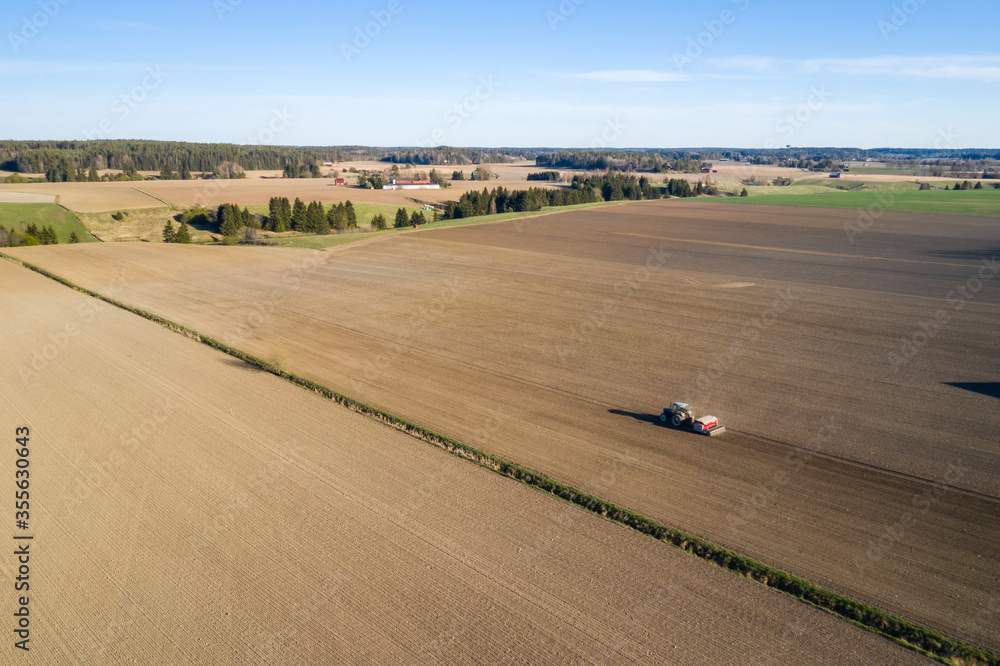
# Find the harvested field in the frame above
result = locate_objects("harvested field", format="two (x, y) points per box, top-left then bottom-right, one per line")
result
(0, 259), (928, 665)
(0, 191), (55, 203)
(0, 183), (167, 212)
(8, 200), (1000, 653)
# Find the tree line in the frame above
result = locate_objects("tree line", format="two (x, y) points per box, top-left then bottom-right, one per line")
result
(440, 171), (713, 220)
(0, 140), (539, 178)
(536, 151), (709, 173)
(0, 223), (80, 247)
(169, 198), (434, 242)
(206, 198), (364, 238)
(441, 185), (599, 220)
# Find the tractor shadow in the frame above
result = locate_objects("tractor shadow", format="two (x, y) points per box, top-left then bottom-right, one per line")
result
(608, 409), (664, 426)
(944, 382), (1000, 400)
(922, 248), (1000, 261)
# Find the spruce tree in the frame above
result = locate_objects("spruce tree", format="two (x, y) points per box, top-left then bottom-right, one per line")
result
(163, 220), (176, 243)
(217, 204), (243, 237)
(371, 214), (387, 231)
(314, 202), (331, 234)
(304, 201), (320, 233)
(291, 198), (307, 231)
(345, 201), (357, 228)
(328, 203), (347, 231)
(175, 221), (192, 244)
(394, 207), (409, 228)
(68, 231), (81, 243)
(181, 163), (191, 180)
(88, 166), (100, 182)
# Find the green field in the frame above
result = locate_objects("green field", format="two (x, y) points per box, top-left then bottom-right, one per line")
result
(0, 203), (98, 242)
(717, 185), (1000, 216)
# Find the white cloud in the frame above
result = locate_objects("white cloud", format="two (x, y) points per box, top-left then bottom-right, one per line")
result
(803, 55), (1000, 81)
(569, 69), (690, 83)
(709, 54), (1000, 82)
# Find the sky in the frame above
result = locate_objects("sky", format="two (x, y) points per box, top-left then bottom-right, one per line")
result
(1, 0), (998, 148)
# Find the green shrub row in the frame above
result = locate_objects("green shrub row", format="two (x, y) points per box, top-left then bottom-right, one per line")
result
(2, 251), (996, 666)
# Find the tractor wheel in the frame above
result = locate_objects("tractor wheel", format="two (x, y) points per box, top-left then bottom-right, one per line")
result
(672, 413), (686, 428)
(659, 412), (668, 423)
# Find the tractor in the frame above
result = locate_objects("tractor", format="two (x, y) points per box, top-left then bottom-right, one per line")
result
(660, 402), (726, 436)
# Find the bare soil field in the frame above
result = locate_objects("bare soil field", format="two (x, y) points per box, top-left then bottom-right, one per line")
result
(8, 200), (1000, 653)
(0, 259), (927, 665)
(0, 191), (56, 203)
(0, 183), (167, 212)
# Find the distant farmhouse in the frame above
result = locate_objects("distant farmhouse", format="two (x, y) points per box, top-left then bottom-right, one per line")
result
(382, 179), (441, 190)
(700, 167), (719, 173)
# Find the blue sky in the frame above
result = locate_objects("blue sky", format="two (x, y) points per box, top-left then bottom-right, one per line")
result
(2, 0), (998, 148)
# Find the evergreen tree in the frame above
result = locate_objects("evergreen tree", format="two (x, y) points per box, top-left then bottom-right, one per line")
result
(345, 201), (357, 228)
(304, 201), (321, 233)
(371, 213), (388, 231)
(217, 203), (243, 237)
(327, 203), (346, 231)
(291, 198), (307, 231)
(410, 211), (427, 227)
(394, 207), (409, 228)
(314, 201), (330, 234)
(163, 220), (176, 243)
(174, 221), (192, 244)
(242, 207), (259, 229)
(68, 231), (81, 243)
(42, 226), (52, 244)
(974, 181), (984, 190)
(160, 165), (176, 180)
(181, 162), (191, 180)
(88, 165), (100, 182)
(740, 188), (749, 197)
(267, 197), (287, 232)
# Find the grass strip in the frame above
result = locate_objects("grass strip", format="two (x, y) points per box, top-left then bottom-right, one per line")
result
(2, 250), (997, 666)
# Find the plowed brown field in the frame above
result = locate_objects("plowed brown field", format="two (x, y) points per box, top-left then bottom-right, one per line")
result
(8, 199), (1000, 654)
(0, 259), (927, 664)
